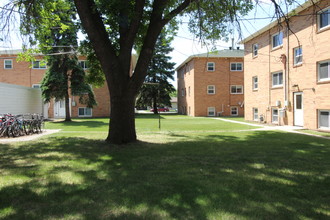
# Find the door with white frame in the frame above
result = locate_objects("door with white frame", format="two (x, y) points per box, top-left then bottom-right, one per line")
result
(294, 92), (303, 126)
(54, 99), (71, 118)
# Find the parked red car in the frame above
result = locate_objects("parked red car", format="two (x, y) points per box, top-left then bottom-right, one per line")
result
(150, 107), (169, 112)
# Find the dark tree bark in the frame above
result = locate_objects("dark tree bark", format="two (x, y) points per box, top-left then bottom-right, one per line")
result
(73, 0), (194, 144)
(64, 91), (71, 122)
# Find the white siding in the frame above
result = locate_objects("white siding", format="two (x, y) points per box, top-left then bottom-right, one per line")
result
(0, 83), (43, 115)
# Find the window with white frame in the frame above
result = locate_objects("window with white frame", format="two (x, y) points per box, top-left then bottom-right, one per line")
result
(78, 107), (92, 117)
(32, 60), (47, 69)
(230, 85), (243, 94)
(272, 32), (283, 49)
(272, 108), (279, 123)
(79, 60), (89, 69)
(207, 107), (215, 116)
(252, 76), (258, 90)
(230, 62), (243, 71)
(319, 110), (330, 129)
(32, 84), (41, 89)
(252, 43), (258, 57)
(318, 60), (330, 82)
(4, 59), (13, 69)
(230, 107), (238, 116)
(253, 108), (258, 121)
(207, 62), (215, 71)
(272, 71), (283, 87)
(294, 47), (303, 65)
(207, 85), (215, 94)
(319, 7), (330, 30)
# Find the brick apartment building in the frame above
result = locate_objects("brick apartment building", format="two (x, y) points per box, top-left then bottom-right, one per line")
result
(0, 49), (110, 118)
(240, 0), (330, 130)
(177, 49), (244, 117)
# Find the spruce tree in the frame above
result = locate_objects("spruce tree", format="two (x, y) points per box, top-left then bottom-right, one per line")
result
(136, 32), (176, 114)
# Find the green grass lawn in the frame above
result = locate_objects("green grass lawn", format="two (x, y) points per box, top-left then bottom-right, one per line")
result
(0, 115), (330, 219)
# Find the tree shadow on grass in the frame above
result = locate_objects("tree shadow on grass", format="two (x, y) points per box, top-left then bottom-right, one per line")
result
(0, 131), (329, 219)
(49, 120), (109, 128)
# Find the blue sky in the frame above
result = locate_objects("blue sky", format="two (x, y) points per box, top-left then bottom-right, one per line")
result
(0, 0), (307, 87)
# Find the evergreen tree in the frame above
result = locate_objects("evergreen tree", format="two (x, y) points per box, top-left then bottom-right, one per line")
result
(20, 0), (97, 121)
(136, 33), (176, 114)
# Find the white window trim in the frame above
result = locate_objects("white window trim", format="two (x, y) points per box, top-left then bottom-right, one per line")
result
(32, 60), (47, 69)
(293, 46), (303, 66)
(4, 59), (13, 69)
(318, 110), (330, 130)
(318, 60), (330, 82)
(230, 107), (238, 116)
(230, 85), (243, 94)
(318, 6), (330, 31)
(207, 62), (215, 72)
(230, 62), (243, 71)
(253, 108), (258, 121)
(252, 43), (258, 57)
(207, 85), (215, 94)
(252, 76), (258, 90)
(78, 107), (93, 117)
(207, 107), (216, 117)
(272, 71), (283, 88)
(79, 60), (89, 70)
(272, 108), (279, 123)
(271, 32), (283, 49)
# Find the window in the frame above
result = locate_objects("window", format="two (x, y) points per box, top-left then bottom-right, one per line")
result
(253, 108), (258, 121)
(207, 85), (215, 94)
(79, 60), (89, 69)
(319, 110), (330, 129)
(207, 62), (215, 71)
(319, 7), (330, 30)
(230, 62), (243, 71)
(252, 43), (258, 57)
(272, 108), (279, 123)
(272, 32), (283, 49)
(78, 107), (92, 117)
(230, 85), (243, 94)
(207, 107), (215, 116)
(4, 59), (13, 69)
(188, 86), (191, 96)
(272, 72), (283, 87)
(318, 60), (330, 82)
(252, 76), (258, 90)
(32, 60), (47, 69)
(231, 107), (238, 116)
(294, 47), (303, 65)
(32, 84), (41, 89)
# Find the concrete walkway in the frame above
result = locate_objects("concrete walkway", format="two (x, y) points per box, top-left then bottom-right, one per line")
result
(0, 129), (61, 143)
(214, 118), (330, 140)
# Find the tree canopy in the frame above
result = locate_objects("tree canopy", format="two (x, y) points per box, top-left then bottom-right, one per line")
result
(0, 0), (301, 144)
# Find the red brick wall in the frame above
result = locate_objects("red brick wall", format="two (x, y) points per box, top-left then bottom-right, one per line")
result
(178, 54), (244, 117)
(244, 0), (330, 130)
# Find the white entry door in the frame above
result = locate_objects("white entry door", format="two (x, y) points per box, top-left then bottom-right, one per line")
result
(54, 99), (71, 118)
(294, 92), (303, 126)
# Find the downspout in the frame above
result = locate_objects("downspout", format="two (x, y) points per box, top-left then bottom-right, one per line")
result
(268, 29), (271, 123)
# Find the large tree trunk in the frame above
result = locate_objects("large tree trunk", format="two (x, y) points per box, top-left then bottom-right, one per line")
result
(106, 91), (137, 144)
(64, 90), (71, 122)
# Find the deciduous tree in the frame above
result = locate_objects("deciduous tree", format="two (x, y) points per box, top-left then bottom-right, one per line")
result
(1, 0), (300, 144)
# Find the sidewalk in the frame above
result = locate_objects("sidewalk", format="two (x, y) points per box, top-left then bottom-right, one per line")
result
(0, 129), (61, 143)
(214, 118), (330, 140)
